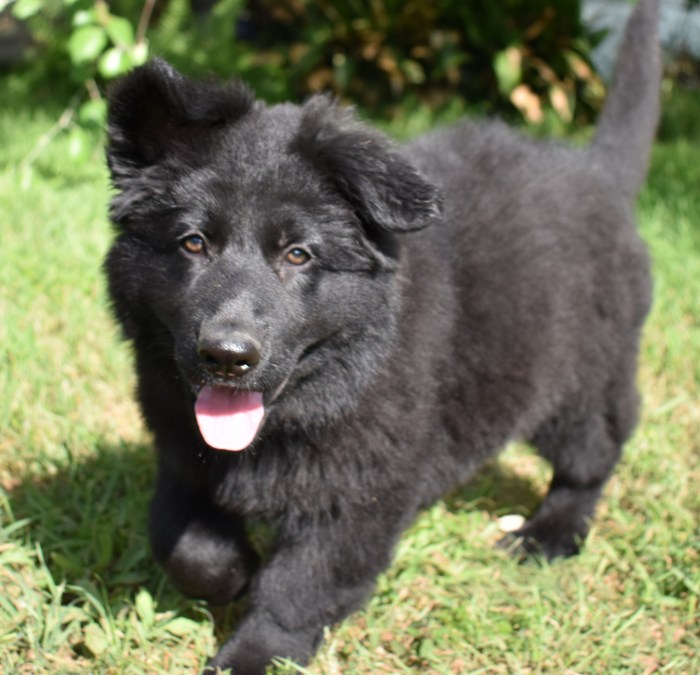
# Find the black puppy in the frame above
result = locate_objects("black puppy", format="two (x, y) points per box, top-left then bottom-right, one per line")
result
(105, 1), (660, 671)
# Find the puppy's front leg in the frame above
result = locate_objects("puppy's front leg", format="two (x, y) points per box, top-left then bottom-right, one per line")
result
(150, 468), (259, 605)
(206, 500), (409, 675)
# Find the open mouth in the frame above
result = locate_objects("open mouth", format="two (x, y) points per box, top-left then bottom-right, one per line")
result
(191, 366), (296, 452)
(190, 337), (328, 452)
(194, 386), (265, 452)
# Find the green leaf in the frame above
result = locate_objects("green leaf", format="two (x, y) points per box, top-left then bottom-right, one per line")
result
(131, 42), (149, 67)
(494, 46), (523, 97)
(72, 9), (98, 28)
(98, 47), (132, 79)
(68, 26), (108, 65)
(401, 59), (426, 85)
(84, 624), (108, 656)
(67, 127), (92, 162)
(105, 16), (135, 48)
(163, 617), (200, 637)
(134, 588), (155, 627)
(78, 99), (107, 128)
(418, 638), (436, 658)
(12, 0), (42, 20)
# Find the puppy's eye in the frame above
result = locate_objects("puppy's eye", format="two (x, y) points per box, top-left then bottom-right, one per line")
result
(285, 247), (311, 266)
(181, 234), (206, 255)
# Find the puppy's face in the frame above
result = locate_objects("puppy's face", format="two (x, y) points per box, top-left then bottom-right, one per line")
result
(105, 60), (442, 448)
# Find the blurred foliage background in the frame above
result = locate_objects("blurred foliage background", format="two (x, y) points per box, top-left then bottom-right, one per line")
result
(2, 0), (606, 131)
(1, 0), (699, 159)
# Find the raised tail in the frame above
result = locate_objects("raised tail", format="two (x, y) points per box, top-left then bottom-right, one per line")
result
(591, 0), (662, 198)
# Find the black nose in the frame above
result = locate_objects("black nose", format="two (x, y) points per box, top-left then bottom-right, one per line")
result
(198, 333), (261, 378)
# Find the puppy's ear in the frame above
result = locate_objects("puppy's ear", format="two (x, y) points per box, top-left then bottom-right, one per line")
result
(106, 59), (254, 186)
(294, 96), (443, 233)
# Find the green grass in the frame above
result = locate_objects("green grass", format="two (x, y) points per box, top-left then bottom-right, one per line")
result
(1, 85), (699, 674)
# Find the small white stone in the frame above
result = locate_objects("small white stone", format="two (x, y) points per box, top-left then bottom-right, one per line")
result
(498, 514), (526, 533)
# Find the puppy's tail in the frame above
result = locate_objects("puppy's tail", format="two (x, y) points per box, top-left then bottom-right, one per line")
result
(591, 0), (662, 199)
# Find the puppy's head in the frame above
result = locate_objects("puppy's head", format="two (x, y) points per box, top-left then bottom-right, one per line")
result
(105, 60), (443, 449)
(107, 59), (441, 230)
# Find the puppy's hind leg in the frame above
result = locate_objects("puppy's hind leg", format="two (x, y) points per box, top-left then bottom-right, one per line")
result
(505, 378), (639, 560)
(149, 470), (259, 605)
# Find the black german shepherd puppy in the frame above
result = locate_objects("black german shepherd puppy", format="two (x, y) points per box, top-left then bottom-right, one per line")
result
(105, 1), (661, 671)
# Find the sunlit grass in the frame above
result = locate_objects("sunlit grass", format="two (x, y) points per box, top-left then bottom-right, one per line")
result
(0, 87), (698, 673)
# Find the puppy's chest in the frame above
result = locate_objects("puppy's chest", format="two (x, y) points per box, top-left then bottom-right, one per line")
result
(208, 425), (417, 518)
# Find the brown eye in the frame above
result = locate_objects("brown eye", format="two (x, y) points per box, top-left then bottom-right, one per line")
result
(181, 234), (206, 255)
(285, 247), (311, 266)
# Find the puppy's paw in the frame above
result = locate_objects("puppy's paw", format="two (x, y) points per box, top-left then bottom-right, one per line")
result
(162, 532), (260, 605)
(497, 523), (582, 561)
(203, 616), (320, 675)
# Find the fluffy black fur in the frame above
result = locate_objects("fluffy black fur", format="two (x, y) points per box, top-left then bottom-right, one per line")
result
(105, 1), (661, 672)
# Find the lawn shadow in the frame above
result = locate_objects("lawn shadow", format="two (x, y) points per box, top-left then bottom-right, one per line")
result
(4, 440), (550, 649)
(444, 453), (549, 519)
(4, 441), (213, 622)
(4, 439), (263, 650)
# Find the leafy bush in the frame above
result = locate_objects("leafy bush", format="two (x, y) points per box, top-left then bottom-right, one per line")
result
(9, 0), (149, 93)
(6, 0), (604, 166)
(246, 0), (604, 124)
(6, 0), (152, 160)
(145, 0), (293, 103)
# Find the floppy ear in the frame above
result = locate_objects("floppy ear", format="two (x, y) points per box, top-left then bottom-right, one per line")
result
(294, 96), (443, 233)
(106, 58), (254, 187)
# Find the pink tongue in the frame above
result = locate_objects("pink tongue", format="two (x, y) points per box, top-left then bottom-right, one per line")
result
(194, 387), (265, 451)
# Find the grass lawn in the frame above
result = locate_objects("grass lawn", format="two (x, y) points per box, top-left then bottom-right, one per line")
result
(0, 84), (698, 674)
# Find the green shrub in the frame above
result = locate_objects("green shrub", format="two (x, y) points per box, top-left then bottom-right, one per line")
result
(9, 0), (149, 94)
(247, 0), (604, 123)
(146, 0), (294, 103)
(145, 0), (604, 124)
(7, 0), (604, 151)
(6, 0), (151, 159)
